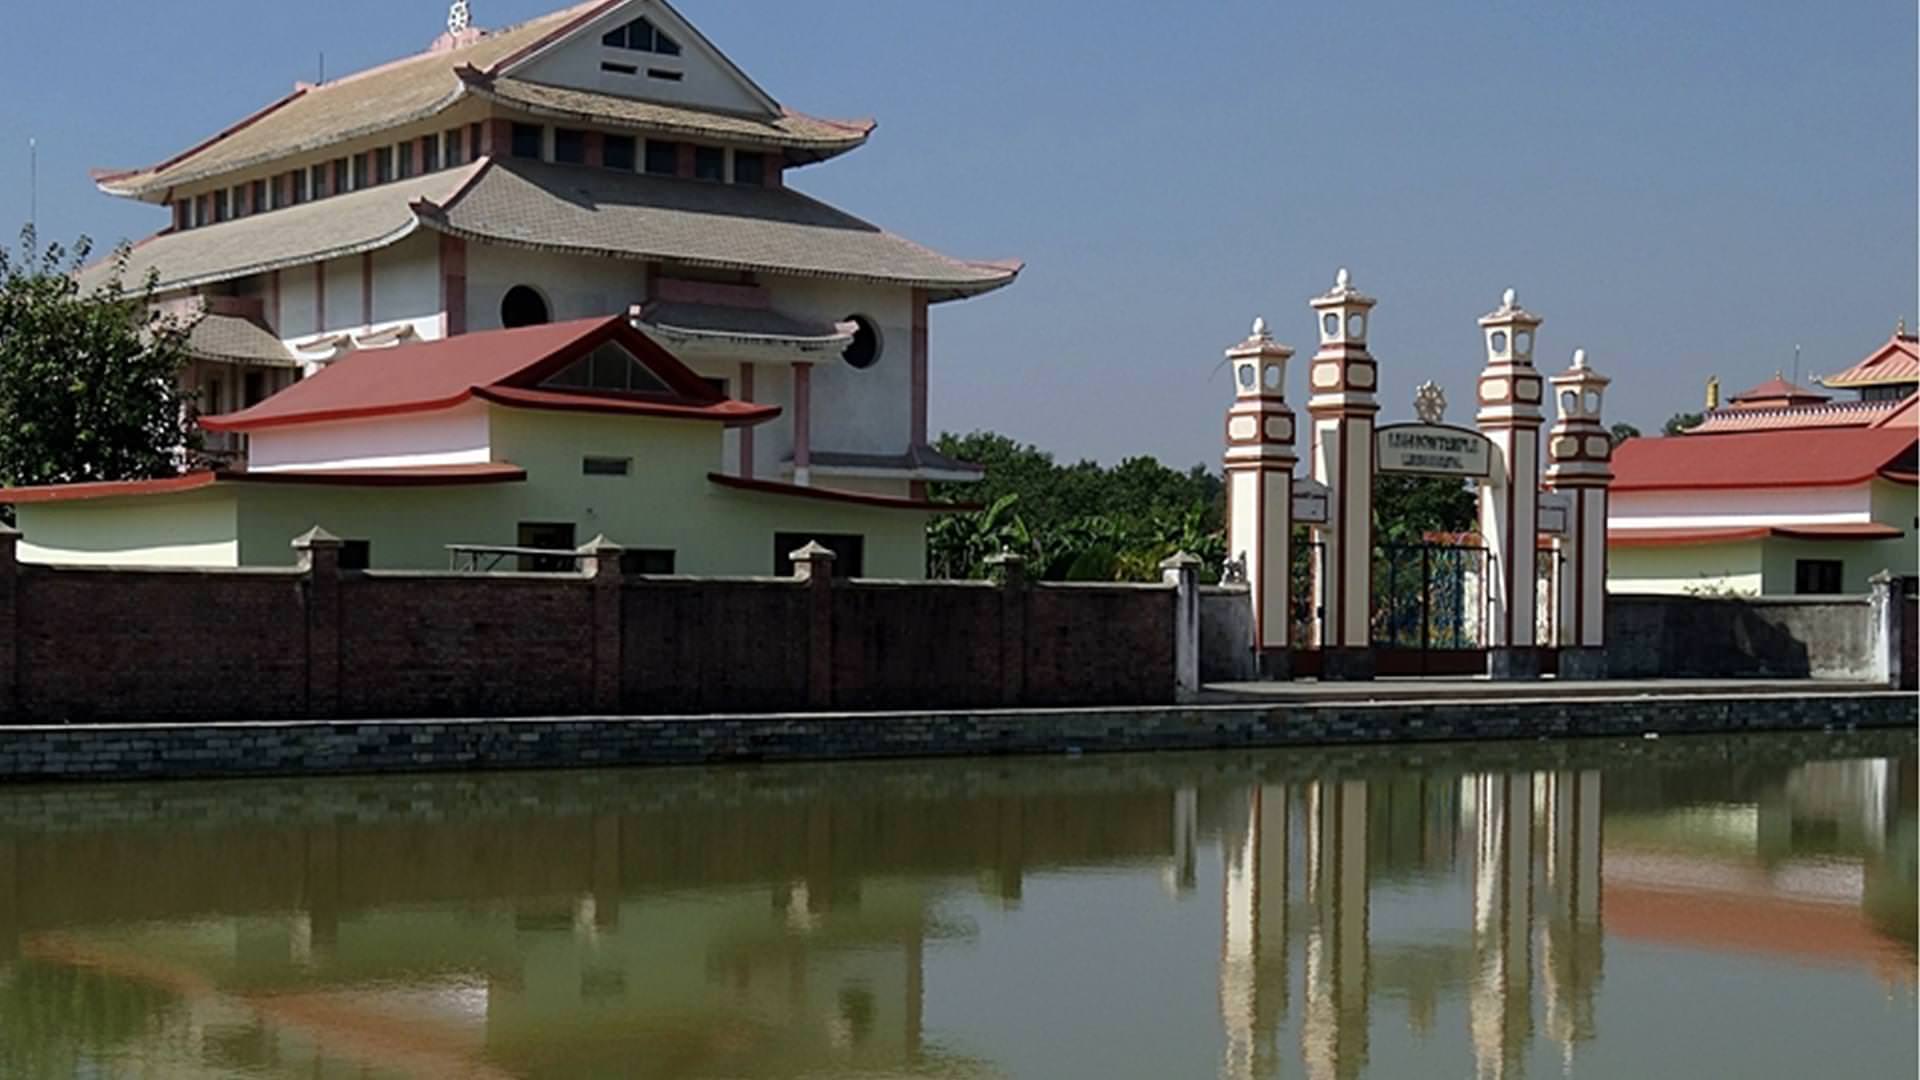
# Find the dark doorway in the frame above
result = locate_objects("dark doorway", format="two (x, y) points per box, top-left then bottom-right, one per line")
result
(517, 521), (577, 573)
(501, 285), (551, 329)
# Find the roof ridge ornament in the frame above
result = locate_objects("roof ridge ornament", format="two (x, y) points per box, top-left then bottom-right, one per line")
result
(1413, 381), (1447, 425)
(448, 0), (472, 35)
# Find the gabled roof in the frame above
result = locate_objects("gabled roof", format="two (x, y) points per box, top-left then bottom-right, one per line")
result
(1726, 374), (1828, 408)
(420, 158), (1021, 300)
(202, 316), (777, 432)
(1611, 427), (1917, 492)
(1820, 332), (1920, 389)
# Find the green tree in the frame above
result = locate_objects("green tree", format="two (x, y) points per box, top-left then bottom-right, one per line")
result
(1609, 421), (1641, 447)
(0, 227), (199, 489)
(1662, 412), (1702, 436)
(1372, 474), (1477, 545)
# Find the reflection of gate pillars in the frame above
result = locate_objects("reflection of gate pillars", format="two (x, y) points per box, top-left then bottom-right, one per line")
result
(1475, 290), (1548, 680)
(1543, 350), (1616, 679)
(1223, 320), (1297, 678)
(1307, 271), (1380, 681)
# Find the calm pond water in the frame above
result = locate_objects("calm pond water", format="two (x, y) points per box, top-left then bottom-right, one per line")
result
(0, 730), (1911, 1079)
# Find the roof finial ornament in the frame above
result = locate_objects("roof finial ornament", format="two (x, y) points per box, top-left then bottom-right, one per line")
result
(448, 0), (472, 34)
(1413, 381), (1448, 425)
(1335, 267), (1350, 290)
(1250, 316), (1268, 340)
(1899, 316), (1908, 337)
(1502, 287), (1517, 310)
(1572, 347), (1587, 370)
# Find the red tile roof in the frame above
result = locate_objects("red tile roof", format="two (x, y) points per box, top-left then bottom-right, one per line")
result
(1821, 333), (1920, 389)
(1727, 374), (1829, 407)
(202, 317), (779, 432)
(1609, 523), (1906, 547)
(0, 463), (527, 505)
(1611, 427), (1917, 492)
(1689, 397), (1909, 434)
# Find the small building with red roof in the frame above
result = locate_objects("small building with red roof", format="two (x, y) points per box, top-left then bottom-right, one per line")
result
(1609, 327), (1917, 595)
(2, 317), (956, 575)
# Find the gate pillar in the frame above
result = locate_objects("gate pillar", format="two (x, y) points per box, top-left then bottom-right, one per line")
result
(1306, 270), (1379, 680)
(1544, 349), (1614, 679)
(1224, 319), (1296, 678)
(1474, 289), (1547, 679)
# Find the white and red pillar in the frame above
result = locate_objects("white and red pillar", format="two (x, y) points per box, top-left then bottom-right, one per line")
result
(1223, 319), (1297, 677)
(1544, 349), (1614, 680)
(1306, 270), (1379, 680)
(1474, 289), (1547, 679)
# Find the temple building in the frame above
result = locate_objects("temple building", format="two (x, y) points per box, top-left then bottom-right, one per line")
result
(20, 0), (1020, 572)
(1607, 326), (1917, 595)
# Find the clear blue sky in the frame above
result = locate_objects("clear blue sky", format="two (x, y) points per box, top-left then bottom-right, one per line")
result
(2, 1), (1914, 468)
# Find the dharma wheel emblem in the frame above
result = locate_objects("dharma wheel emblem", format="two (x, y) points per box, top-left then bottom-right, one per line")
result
(448, 0), (473, 34)
(1413, 381), (1447, 425)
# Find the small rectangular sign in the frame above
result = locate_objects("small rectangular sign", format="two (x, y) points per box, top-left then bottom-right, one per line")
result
(1376, 424), (1493, 479)
(1291, 490), (1329, 524)
(1538, 503), (1569, 535)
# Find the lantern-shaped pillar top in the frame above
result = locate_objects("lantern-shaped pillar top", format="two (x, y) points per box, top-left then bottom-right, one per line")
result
(1546, 349), (1614, 487)
(1475, 287), (1545, 427)
(1308, 267), (1378, 350)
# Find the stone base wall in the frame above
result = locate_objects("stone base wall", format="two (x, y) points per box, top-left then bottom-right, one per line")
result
(0, 690), (1907, 783)
(1606, 593), (1878, 679)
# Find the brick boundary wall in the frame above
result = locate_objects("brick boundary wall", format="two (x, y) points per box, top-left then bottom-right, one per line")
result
(0, 690), (1907, 783)
(0, 531), (1177, 724)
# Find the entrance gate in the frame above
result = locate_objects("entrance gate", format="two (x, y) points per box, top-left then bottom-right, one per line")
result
(1370, 543), (1490, 676)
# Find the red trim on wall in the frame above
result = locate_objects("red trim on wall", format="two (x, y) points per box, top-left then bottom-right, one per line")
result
(793, 362), (813, 480)
(738, 361), (756, 478)
(910, 288), (929, 446)
(439, 233), (467, 337)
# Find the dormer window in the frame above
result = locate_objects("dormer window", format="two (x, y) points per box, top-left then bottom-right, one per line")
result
(603, 16), (682, 56)
(543, 341), (672, 395)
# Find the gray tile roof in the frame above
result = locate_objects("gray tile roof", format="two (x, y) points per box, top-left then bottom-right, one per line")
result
(78, 167), (479, 293)
(95, 4), (603, 199)
(472, 75), (869, 160)
(640, 302), (851, 346)
(426, 158), (1020, 299)
(802, 446), (986, 478)
(185, 312), (297, 367)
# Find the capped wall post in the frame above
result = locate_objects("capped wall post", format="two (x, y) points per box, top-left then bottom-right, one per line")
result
(1867, 571), (1899, 688)
(579, 535), (626, 712)
(790, 541), (837, 708)
(1543, 349), (1615, 680)
(1475, 289), (1547, 680)
(986, 550), (1029, 705)
(1161, 551), (1203, 702)
(0, 526), (17, 717)
(1306, 269), (1380, 680)
(293, 527), (343, 718)
(1223, 318), (1297, 679)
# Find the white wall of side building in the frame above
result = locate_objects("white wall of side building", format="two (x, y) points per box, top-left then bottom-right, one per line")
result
(273, 233), (445, 352)
(1609, 485), (1875, 532)
(769, 279), (915, 456)
(246, 401), (493, 472)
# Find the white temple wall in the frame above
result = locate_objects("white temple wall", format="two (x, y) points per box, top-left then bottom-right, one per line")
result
(514, 0), (771, 117)
(370, 233), (443, 336)
(465, 245), (651, 333)
(246, 400), (494, 472)
(766, 279), (915, 460)
(277, 267), (320, 340)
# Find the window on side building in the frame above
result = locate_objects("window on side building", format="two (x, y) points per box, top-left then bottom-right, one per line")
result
(213, 189), (231, 222)
(1794, 559), (1844, 595)
(603, 134), (636, 171)
(339, 540), (372, 571)
(351, 154), (369, 190)
(554, 128), (587, 165)
(251, 180), (267, 214)
(396, 142), (414, 179)
(732, 152), (764, 187)
(375, 146), (394, 183)
(772, 533), (864, 578)
(644, 139), (678, 176)
(444, 127), (466, 167)
(693, 145), (724, 181)
(422, 134), (442, 172)
(511, 123), (544, 160)
(620, 550), (676, 575)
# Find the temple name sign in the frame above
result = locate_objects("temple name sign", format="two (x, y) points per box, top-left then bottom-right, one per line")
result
(1375, 424), (1493, 479)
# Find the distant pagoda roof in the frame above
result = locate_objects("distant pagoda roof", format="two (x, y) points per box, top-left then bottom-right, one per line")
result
(1725, 373), (1829, 408)
(91, 0), (869, 202)
(1820, 329), (1920, 390)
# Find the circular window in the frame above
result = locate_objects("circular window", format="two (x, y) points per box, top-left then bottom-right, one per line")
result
(842, 315), (881, 369)
(1347, 313), (1366, 339)
(1322, 313), (1339, 337)
(1490, 330), (1509, 355)
(501, 285), (551, 329)
(1237, 364), (1256, 390)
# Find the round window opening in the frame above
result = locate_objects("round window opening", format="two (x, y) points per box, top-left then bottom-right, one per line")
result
(1515, 330), (1533, 355)
(1263, 364), (1282, 389)
(1347, 314), (1366, 339)
(501, 285), (551, 329)
(1237, 364), (1256, 390)
(1490, 330), (1509, 354)
(842, 316), (881, 370)
(1560, 391), (1578, 414)
(1322, 313), (1339, 337)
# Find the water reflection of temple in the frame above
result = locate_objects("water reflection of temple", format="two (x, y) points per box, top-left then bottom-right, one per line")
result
(0, 740), (1911, 1078)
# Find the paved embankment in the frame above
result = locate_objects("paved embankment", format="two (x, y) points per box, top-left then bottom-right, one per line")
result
(0, 686), (1911, 783)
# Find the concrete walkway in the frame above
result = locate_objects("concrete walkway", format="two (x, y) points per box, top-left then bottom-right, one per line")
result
(1201, 677), (1896, 704)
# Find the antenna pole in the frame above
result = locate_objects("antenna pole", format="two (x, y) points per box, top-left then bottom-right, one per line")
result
(27, 137), (36, 234)
(1792, 344), (1801, 385)
(319, 51), (326, 83)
